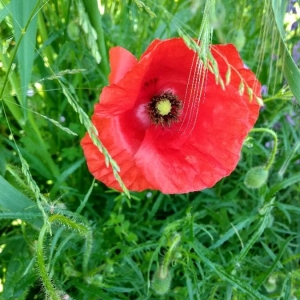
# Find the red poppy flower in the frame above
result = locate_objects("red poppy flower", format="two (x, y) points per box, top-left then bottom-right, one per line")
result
(81, 38), (261, 194)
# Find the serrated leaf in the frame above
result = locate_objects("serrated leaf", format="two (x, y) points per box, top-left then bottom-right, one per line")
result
(192, 240), (270, 300)
(266, 173), (300, 201)
(210, 216), (257, 249)
(254, 236), (294, 289)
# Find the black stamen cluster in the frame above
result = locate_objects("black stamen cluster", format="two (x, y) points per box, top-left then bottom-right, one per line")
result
(147, 91), (182, 127)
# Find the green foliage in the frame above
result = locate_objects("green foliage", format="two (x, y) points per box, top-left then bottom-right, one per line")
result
(0, 0), (300, 299)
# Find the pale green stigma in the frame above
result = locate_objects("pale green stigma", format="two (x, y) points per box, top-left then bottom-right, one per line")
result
(156, 99), (172, 116)
(148, 91), (182, 126)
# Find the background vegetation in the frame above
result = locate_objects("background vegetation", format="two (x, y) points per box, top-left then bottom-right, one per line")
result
(0, 0), (300, 299)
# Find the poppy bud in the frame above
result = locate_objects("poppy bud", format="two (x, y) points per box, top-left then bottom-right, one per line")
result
(151, 268), (172, 295)
(63, 263), (82, 277)
(231, 29), (246, 51)
(67, 21), (80, 41)
(263, 275), (277, 293)
(244, 166), (269, 189)
(91, 274), (104, 286)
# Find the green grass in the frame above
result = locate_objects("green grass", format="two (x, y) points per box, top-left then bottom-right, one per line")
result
(0, 0), (300, 299)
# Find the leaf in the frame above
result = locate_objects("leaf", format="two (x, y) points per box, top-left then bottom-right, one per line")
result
(191, 240), (270, 300)
(210, 216), (257, 249)
(271, 0), (300, 104)
(11, 0), (39, 114)
(277, 141), (300, 179)
(49, 158), (85, 198)
(0, 175), (37, 212)
(254, 236), (295, 289)
(266, 173), (300, 201)
(0, 211), (41, 220)
(231, 199), (274, 267)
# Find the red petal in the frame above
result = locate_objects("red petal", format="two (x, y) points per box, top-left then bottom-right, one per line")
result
(108, 47), (138, 85)
(81, 114), (156, 192)
(135, 84), (259, 193)
(140, 39), (161, 59)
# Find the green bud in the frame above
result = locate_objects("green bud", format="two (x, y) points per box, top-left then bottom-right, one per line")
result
(91, 274), (104, 286)
(63, 263), (82, 277)
(151, 268), (172, 295)
(263, 275), (277, 293)
(105, 264), (114, 274)
(244, 166), (269, 189)
(174, 251), (183, 260)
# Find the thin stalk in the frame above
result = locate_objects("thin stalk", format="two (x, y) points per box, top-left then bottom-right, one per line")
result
(161, 233), (181, 277)
(37, 222), (60, 300)
(250, 128), (278, 171)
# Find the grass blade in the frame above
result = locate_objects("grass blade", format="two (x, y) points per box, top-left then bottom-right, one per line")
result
(11, 0), (39, 115)
(271, 0), (300, 104)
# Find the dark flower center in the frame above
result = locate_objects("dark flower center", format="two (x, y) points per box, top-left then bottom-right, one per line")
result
(147, 91), (182, 127)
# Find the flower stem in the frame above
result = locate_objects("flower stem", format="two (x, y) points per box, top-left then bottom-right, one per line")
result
(37, 222), (60, 300)
(37, 214), (93, 298)
(48, 214), (92, 275)
(250, 128), (278, 171)
(161, 233), (181, 278)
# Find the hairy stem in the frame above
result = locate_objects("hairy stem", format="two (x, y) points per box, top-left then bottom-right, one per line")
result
(250, 128), (278, 171)
(37, 223), (60, 300)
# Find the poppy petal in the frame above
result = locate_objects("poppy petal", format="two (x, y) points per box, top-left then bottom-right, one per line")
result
(81, 114), (156, 191)
(108, 46), (138, 85)
(135, 83), (259, 193)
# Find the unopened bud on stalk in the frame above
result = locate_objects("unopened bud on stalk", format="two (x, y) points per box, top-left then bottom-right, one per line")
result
(244, 166), (269, 189)
(263, 275), (277, 293)
(151, 267), (172, 295)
